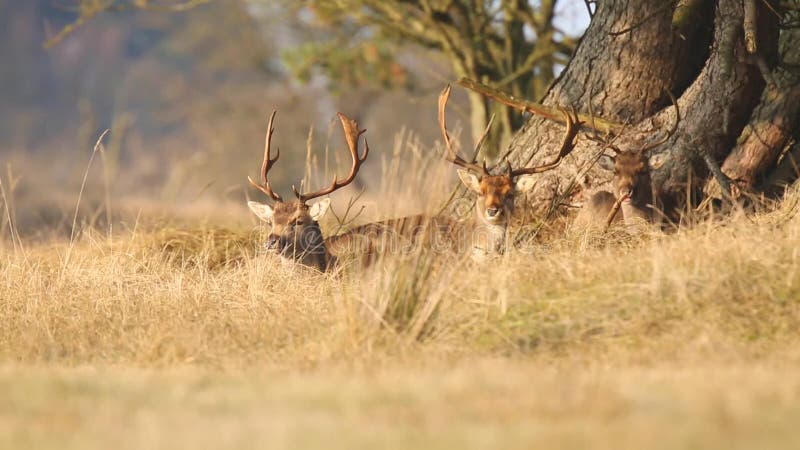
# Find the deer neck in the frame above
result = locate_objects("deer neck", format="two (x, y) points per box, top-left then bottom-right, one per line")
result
(284, 224), (335, 272)
(620, 197), (651, 225)
(297, 246), (332, 272)
(473, 210), (507, 257)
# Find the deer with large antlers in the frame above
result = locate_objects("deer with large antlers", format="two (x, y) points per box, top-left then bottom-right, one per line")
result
(247, 111), (370, 272)
(438, 85), (582, 257)
(248, 110), (459, 271)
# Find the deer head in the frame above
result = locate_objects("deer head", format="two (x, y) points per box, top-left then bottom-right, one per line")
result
(247, 111), (369, 271)
(593, 94), (678, 215)
(597, 148), (667, 209)
(587, 87), (679, 226)
(438, 85), (581, 232)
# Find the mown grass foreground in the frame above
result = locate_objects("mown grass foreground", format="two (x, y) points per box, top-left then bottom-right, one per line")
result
(2, 191), (800, 449)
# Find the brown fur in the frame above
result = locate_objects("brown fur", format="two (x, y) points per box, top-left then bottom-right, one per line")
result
(457, 170), (536, 256)
(254, 199), (463, 271)
(326, 214), (461, 266)
(252, 200), (332, 272)
(583, 150), (664, 227)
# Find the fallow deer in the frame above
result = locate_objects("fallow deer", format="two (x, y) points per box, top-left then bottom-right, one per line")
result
(248, 111), (459, 271)
(438, 85), (582, 257)
(582, 98), (679, 229)
(586, 148), (667, 227)
(247, 111), (369, 272)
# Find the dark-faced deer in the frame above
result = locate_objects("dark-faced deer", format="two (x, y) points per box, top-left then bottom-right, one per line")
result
(247, 111), (368, 272)
(582, 96), (679, 229)
(438, 85), (581, 257)
(590, 149), (664, 225)
(586, 148), (667, 227)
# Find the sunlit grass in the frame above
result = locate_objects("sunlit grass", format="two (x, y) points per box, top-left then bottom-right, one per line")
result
(1, 133), (800, 448)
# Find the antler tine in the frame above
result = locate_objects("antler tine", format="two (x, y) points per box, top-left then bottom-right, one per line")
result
(439, 85), (489, 177)
(511, 106), (583, 177)
(583, 87), (626, 156)
(638, 88), (680, 154)
(294, 112), (369, 203)
(471, 114), (494, 161)
(247, 110), (283, 202)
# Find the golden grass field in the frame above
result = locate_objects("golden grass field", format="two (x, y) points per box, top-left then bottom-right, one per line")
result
(2, 129), (800, 449)
(2, 185), (800, 449)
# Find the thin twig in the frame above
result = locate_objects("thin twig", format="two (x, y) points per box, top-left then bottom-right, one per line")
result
(610, 2), (674, 37)
(604, 195), (626, 230)
(44, 0), (211, 49)
(583, 0), (596, 19)
(329, 189), (367, 234)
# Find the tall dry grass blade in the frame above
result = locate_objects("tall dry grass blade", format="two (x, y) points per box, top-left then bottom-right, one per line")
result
(66, 129), (110, 263)
(0, 172), (20, 252)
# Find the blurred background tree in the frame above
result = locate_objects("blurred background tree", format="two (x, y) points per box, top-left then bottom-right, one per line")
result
(43, 0), (212, 49)
(266, 0), (580, 156)
(43, 0), (584, 156)
(0, 0), (589, 235)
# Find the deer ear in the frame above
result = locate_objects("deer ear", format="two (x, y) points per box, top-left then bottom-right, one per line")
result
(514, 175), (536, 193)
(308, 198), (331, 221)
(457, 169), (482, 193)
(597, 154), (616, 171)
(649, 152), (667, 170)
(247, 201), (274, 222)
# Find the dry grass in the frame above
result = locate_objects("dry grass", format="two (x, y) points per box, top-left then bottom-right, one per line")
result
(2, 130), (800, 448)
(1, 190), (800, 448)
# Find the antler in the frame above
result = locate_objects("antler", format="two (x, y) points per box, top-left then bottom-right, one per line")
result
(292, 113), (369, 203)
(248, 110), (283, 202)
(439, 85), (490, 177)
(510, 107), (583, 177)
(637, 88), (680, 154)
(587, 87), (680, 157)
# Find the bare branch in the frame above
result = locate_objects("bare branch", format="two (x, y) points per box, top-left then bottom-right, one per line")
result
(457, 77), (624, 134)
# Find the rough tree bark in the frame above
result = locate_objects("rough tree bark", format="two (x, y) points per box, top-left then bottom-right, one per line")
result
(706, 25), (800, 197)
(504, 0), (788, 220)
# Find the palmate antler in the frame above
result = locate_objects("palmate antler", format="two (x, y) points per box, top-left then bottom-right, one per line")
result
(292, 113), (369, 204)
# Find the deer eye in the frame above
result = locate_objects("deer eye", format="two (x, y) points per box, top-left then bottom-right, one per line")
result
(295, 219), (305, 226)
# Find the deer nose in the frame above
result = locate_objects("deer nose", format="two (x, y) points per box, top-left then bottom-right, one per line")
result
(486, 207), (501, 217)
(265, 234), (281, 250)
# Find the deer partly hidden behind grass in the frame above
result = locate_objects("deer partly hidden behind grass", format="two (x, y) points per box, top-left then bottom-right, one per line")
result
(585, 148), (667, 228)
(580, 99), (678, 230)
(438, 85), (582, 258)
(247, 111), (459, 272)
(247, 111), (373, 272)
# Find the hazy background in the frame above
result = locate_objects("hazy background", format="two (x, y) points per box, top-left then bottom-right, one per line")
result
(0, 0), (589, 238)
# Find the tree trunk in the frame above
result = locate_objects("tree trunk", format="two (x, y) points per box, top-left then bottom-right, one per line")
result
(706, 25), (800, 197)
(505, 0), (786, 219)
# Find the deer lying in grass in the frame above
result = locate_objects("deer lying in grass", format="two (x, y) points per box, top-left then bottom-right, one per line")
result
(585, 148), (667, 227)
(247, 111), (457, 271)
(438, 85), (581, 257)
(581, 99), (678, 229)
(247, 111), (373, 271)
(576, 108), (681, 228)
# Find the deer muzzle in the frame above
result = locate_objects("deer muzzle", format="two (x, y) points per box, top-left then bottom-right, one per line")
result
(266, 234), (281, 250)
